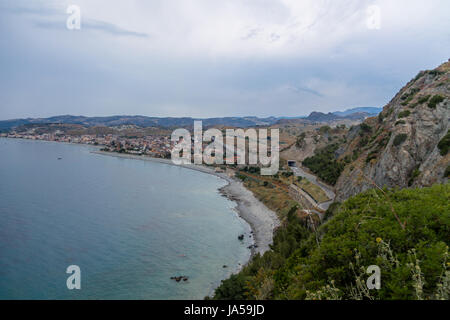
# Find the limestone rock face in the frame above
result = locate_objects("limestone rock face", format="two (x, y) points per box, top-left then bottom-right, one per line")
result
(335, 61), (450, 201)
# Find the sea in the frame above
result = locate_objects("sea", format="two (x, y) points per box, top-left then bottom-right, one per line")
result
(0, 138), (252, 299)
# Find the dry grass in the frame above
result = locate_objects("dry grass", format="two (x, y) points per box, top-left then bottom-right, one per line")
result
(295, 179), (330, 203)
(238, 173), (299, 219)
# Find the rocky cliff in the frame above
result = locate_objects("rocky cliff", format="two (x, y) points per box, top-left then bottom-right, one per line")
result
(335, 61), (450, 201)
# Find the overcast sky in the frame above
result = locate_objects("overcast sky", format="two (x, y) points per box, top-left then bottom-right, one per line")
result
(0, 0), (449, 120)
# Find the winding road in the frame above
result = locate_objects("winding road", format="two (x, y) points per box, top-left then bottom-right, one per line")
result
(290, 166), (336, 211)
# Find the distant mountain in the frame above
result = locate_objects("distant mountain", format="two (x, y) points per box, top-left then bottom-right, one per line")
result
(304, 110), (377, 122)
(0, 108), (382, 132)
(332, 107), (382, 117)
(0, 115), (280, 131)
(304, 112), (340, 122)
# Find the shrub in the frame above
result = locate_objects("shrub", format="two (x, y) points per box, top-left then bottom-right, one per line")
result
(428, 70), (444, 76)
(303, 143), (345, 185)
(438, 130), (450, 156)
(418, 95), (431, 104)
(282, 171), (294, 178)
(213, 184), (450, 300)
(296, 132), (306, 148)
(408, 168), (421, 186)
(360, 123), (372, 133)
(395, 120), (406, 126)
(428, 95), (444, 109)
(319, 126), (331, 134)
(277, 184), (450, 300)
(393, 134), (408, 146)
(413, 71), (426, 82)
(366, 151), (378, 163)
(401, 88), (420, 106)
(213, 274), (249, 300)
(398, 110), (411, 119)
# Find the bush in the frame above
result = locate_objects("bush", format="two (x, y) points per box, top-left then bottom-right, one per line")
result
(276, 184), (450, 300)
(214, 184), (450, 300)
(437, 130), (450, 156)
(428, 95), (444, 109)
(408, 168), (421, 186)
(393, 134), (408, 146)
(282, 171), (294, 178)
(296, 133), (306, 148)
(302, 144), (345, 185)
(418, 95), (431, 104)
(398, 110), (411, 119)
(360, 123), (372, 133)
(213, 206), (310, 300)
(366, 151), (378, 163)
(213, 274), (249, 300)
(319, 126), (331, 134)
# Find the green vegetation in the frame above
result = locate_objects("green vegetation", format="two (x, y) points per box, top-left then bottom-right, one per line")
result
(282, 171), (294, 178)
(296, 132), (306, 148)
(398, 110), (411, 119)
(302, 144), (345, 185)
(366, 150), (378, 163)
(319, 126), (331, 134)
(428, 95), (445, 109)
(236, 171), (298, 217)
(213, 206), (311, 300)
(413, 71), (426, 82)
(359, 123), (372, 134)
(395, 120), (406, 126)
(417, 95), (431, 104)
(213, 184), (450, 300)
(296, 178), (330, 203)
(393, 134), (408, 147)
(437, 130), (450, 156)
(401, 88), (419, 106)
(428, 70), (445, 77)
(408, 168), (421, 186)
(445, 166), (450, 178)
(242, 166), (261, 175)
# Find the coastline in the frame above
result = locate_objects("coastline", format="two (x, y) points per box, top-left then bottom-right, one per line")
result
(91, 151), (280, 261)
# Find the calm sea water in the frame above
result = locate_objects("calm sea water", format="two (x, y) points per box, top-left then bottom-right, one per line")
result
(0, 138), (251, 299)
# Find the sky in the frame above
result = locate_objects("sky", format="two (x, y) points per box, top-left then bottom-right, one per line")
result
(0, 0), (449, 120)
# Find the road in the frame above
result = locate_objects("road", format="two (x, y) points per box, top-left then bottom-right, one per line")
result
(290, 166), (336, 211)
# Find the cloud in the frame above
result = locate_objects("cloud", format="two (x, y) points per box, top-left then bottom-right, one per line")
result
(285, 85), (324, 97)
(0, 0), (449, 120)
(34, 19), (149, 38)
(2, 1), (149, 38)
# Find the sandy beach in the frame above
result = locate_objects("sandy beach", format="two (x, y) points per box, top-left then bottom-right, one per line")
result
(92, 151), (280, 258)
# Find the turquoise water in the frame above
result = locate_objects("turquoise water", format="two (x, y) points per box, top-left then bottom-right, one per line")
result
(0, 138), (251, 299)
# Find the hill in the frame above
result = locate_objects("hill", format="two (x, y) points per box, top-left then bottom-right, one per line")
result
(213, 184), (449, 300)
(335, 61), (449, 201)
(333, 107), (382, 117)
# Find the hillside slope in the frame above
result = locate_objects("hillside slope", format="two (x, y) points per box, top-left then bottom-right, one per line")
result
(213, 184), (449, 300)
(335, 61), (450, 201)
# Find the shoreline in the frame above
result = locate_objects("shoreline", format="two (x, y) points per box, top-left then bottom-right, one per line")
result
(91, 151), (280, 262)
